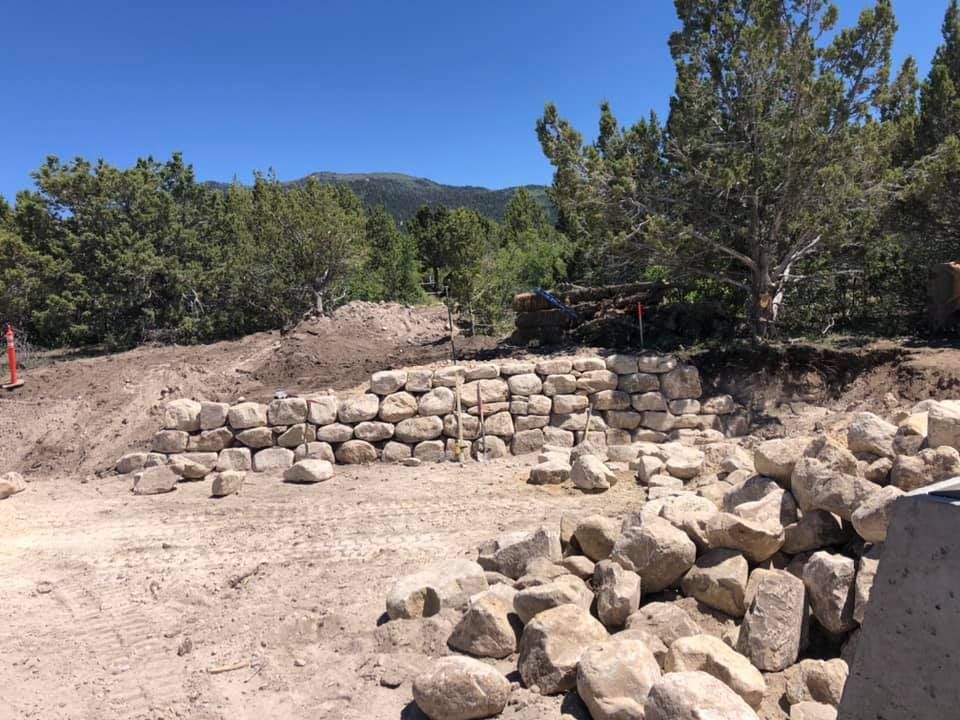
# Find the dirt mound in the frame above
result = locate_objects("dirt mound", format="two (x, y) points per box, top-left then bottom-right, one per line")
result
(0, 302), (496, 479)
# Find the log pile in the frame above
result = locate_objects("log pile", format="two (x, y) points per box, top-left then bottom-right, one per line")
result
(511, 281), (671, 345)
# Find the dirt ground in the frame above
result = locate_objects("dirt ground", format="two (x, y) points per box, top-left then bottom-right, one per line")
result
(4, 304), (960, 719)
(0, 456), (647, 720)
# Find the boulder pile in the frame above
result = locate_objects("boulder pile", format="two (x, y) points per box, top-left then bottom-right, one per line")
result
(381, 400), (960, 720)
(118, 354), (741, 495)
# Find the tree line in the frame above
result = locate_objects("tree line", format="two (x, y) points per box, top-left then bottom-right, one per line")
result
(0, 157), (568, 349)
(2, 0), (960, 350)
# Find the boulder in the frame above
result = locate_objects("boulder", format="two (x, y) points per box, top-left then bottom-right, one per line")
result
(542, 374), (577, 396)
(484, 411), (514, 437)
(528, 459), (571, 485)
(783, 510), (848, 554)
(335, 440), (378, 464)
(132, 465), (178, 495)
(606, 410), (643, 431)
(573, 356), (606, 371)
(664, 445), (705, 480)
(306, 396), (338, 426)
(665, 634), (766, 709)
(170, 456), (212, 480)
(681, 549), (749, 618)
(594, 559), (641, 628)
(189, 426), (236, 452)
(295, 441), (335, 463)
(381, 441), (412, 463)
(252, 447), (294, 471)
(511, 429), (544, 455)
(433, 365), (467, 387)
(535, 358), (573, 375)
(669, 399), (701, 415)
(199, 401), (230, 430)
(553, 394), (589, 414)
(802, 551), (856, 634)
(528, 394), (553, 415)
(443, 412), (480, 440)
(611, 516), (697, 593)
(152, 430), (189, 453)
(163, 398), (202, 431)
(732, 488), (799, 528)
(561, 555), (595, 579)
(379, 391), (418, 422)
(926, 400), (960, 450)
(853, 546), (880, 626)
(578, 370), (620, 393)
(478, 526), (562, 579)
(642, 411), (675, 432)
(644, 671), (759, 720)
(277, 424), (313, 448)
(851, 485), (903, 543)
(517, 604), (608, 695)
(210, 470), (245, 497)
(754, 438), (809, 485)
(283, 459), (333, 483)
(515, 415), (549, 431)
(890, 445), (960, 491)
(625, 602), (703, 649)
(116, 452), (148, 474)
(619, 372), (661, 394)
(216, 447), (252, 471)
(351, 421), (394, 443)
(395, 415), (444, 443)
(513, 574), (593, 624)
(542, 427), (574, 447)
(790, 702), (837, 720)
(386, 559), (488, 620)
(338, 394), (380, 424)
(706, 512), (784, 563)
(636, 354), (677, 374)
(574, 515), (621, 561)
(571, 454), (617, 491)
(267, 397), (307, 425)
(738, 569), (805, 672)
(466, 363), (500, 382)
(784, 658), (848, 707)
(577, 638), (662, 720)
(370, 369), (407, 395)
(228, 401), (268, 429)
(460, 379), (509, 407)
(404, 369), (434, 393)
(447, 585), (520, 659)
(658, 493), (719, 551)
(414, 440), (446, 463)
(235, 426), (273, 448)
(315, 423), (354, 443)
(633, 455), (666, 484)
(791, 457), (881, 520)
(661, 366), (702, 400)
(412, 656), (510, 720)
(846, 412), (897, 458)
(419, 387), (456, 417)
(632, 391), (667, 412)
(472, 436), (507, 460)
(506, 372), (542, 396)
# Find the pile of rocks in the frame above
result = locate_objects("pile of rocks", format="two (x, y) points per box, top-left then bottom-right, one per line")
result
(118, 354), (741, 494)
(380, 400), (960, 720)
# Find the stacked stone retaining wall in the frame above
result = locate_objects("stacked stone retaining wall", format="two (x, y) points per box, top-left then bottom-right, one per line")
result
(118, 354), (743, 476)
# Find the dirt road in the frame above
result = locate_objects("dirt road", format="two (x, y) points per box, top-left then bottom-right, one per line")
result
(0, 456), (644, 720)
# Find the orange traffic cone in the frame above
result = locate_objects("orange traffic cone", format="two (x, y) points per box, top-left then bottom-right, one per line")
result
(3, 324), (24, 390)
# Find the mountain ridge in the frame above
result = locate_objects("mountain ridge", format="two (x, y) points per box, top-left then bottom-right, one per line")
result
(286, 171), (552, 223)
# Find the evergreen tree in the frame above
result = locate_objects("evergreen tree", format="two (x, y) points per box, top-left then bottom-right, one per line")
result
(539, 0), (905, 340)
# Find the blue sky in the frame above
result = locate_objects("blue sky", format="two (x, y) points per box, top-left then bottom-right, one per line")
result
(0, 0), (950, 202)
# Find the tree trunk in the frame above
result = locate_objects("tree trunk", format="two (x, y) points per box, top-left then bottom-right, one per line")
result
(750, 250), (776, 343)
